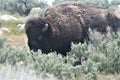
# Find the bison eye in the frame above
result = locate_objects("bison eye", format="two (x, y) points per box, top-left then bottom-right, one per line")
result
(38, 35), (43, 40)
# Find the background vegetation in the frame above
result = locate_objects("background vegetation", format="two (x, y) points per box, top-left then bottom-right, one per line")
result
(0, 0), (48, 15)
(0, 0), (120, 15)
(53, 0), (120, 10)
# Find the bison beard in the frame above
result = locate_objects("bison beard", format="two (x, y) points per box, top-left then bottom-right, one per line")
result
(25, 1), (120, 56)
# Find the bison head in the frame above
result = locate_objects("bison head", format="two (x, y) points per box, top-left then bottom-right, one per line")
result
(25, 18), (52, 52)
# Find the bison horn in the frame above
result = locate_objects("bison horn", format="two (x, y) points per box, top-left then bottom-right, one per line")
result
(42, 23), (49, 32)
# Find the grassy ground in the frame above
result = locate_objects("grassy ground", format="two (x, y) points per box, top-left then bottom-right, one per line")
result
(0, 17), (27, 47)
(73, 74), (120, 80)
(98, 74), (120, 80)
(4, 33), (27, 47)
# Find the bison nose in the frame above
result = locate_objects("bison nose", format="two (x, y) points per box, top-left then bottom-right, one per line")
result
(31, 41), (38, 46)
(32, 48), (38, 52)
(28, 40), (39, 52)
(38, 35), (42, 40)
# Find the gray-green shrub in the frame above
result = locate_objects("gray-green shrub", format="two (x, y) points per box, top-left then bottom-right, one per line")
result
(0, 29), (120, 80)
(0, 37), (6, 48)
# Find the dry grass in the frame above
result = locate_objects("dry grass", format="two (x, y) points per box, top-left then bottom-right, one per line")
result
(74, 74), (120, 80)
(0, 16), (27, 47)
(4, 33), (27, 47)
(98, 74), (120, 80)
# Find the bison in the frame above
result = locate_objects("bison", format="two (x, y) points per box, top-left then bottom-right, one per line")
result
(25, 1), (120, 56)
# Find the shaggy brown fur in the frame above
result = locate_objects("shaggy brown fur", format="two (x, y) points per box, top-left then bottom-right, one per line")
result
(25, 1), (120, 56)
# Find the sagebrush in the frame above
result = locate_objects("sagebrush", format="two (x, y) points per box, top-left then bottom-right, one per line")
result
(0, 30), (120, 80)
